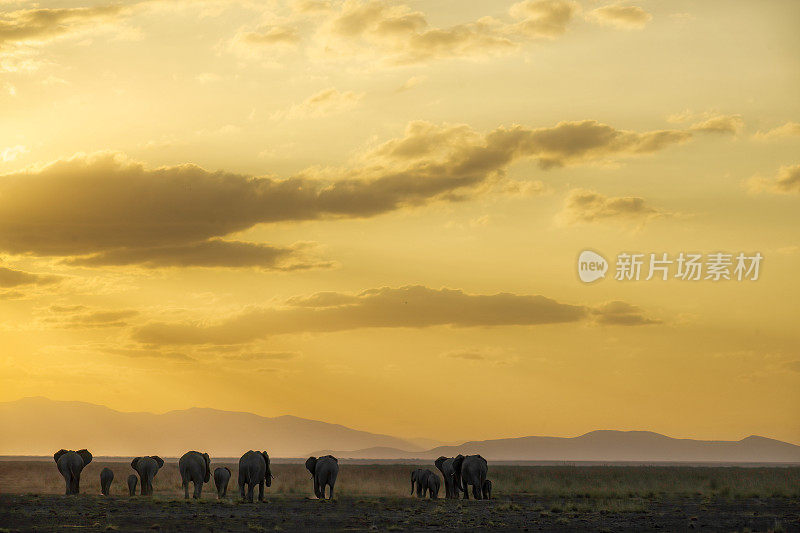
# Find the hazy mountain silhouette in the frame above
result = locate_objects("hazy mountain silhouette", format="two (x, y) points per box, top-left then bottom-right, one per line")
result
(314, 431), (800, 463)
(3, 398), (798, 463)
(0, 397), (421, 457)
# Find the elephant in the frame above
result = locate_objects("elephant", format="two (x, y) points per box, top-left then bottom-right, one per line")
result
(214, 467), (231, 499)
(305, 455), (338, 499)
(453, 454), (488, 499)
(54, 449), (92, 495)
(178, 451), (211, 499)
(411, 468), (440, 499)
(238, 451), (272, 502)
(131, 456), (164, 496)
(410, 468), (425, 497)
(434, 455), (463, 499)
(482, 479), (492, 500)
(127, 474), (138, 496)
(100, 467), (114, 496)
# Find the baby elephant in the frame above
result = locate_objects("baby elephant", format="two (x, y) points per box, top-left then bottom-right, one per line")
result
(411, 468), (440, 499)
(214, 467), (231, 499)
(131, 456), (164, 496)
(482, 479), (492, 500)
(100, 467), (114, 496)
(127, 474), (138, 496)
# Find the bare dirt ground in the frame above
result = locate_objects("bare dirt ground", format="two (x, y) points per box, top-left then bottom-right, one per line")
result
(1, 494), (799, 532)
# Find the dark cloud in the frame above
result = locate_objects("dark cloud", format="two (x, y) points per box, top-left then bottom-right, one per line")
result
(591, 301), (661, 326)
(559, 188), (666, 225)
(225, 351), (300, 361)
(132, 285), (657, 346)
(443, 349), (488, 361)
(0, 265), (60, 288)
(510, 0), (578, 38)
(747, 164), (800, 195)
(588, 5), (652, 30)
(0, 119), (693, 267)
(102, 345), (194, 361)
(0, 5), (127, 49)
(42, 305), (139, 329)
(689, 114), (744, 135)
(64, 239), (332, 270)
(261, 0), (630, 65)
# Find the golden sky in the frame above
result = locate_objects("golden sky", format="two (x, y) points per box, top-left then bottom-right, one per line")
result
(1, 0), (798, 445)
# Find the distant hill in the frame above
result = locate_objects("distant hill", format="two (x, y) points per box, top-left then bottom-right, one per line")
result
(3, 398), (798, 463)
(0, 397), (421, 457)
(314, 431), (800, 463)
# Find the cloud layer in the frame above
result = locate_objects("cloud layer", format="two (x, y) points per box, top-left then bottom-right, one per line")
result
(0, 119), (696, 267)
(132, 285), (657, 346)
(0, 266), (59, 288)
(747, 164), (800, 195)
(587, 5), (652, 30)
(558, 188), (666, 225)
(232, 0), (650, 65)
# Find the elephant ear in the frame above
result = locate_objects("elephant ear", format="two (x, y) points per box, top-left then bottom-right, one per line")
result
(434, 456), (446, 472)
(202, 453), (211, 482)
(224, 466), (231, 474)
(54, 449), (68, 464)
(131, 457), (141, 470)
(452, 455), (464, 474)
(77, 449), (93, 466)
(152, 456), (165, 469)
(305, 456), (317, 475)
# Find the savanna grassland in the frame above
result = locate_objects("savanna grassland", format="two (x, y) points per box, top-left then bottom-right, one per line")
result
(1, 461), (799, 531)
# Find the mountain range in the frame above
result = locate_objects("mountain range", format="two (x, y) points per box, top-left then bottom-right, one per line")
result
(1, 397), (798, 463)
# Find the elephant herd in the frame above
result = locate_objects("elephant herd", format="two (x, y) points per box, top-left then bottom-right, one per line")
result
(54, 448), (491, 501)
(414, 454), (491, 500)
(53, 449), (339, 500)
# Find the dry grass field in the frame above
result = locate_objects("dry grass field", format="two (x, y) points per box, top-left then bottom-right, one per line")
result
(1, 461), (799, 531)
(2, 460), (799, 499)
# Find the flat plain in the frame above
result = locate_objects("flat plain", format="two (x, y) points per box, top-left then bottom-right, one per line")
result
(1, 461), (798, 531)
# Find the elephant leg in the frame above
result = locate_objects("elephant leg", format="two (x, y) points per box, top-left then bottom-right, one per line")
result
(247, 483), (254, 503)
(462, 480), (469, 500)
(313, 478), (320, 499)
(327, 483), (334, 500)
(193, 481), (202, 499)
(183, 480), (189, 499)
(73, 473), (81, 495)
(223, 484), (228, 498)
(472, 484), (481, 499)
(258, 480), (264, 502)
(239, 479), (246, 500)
